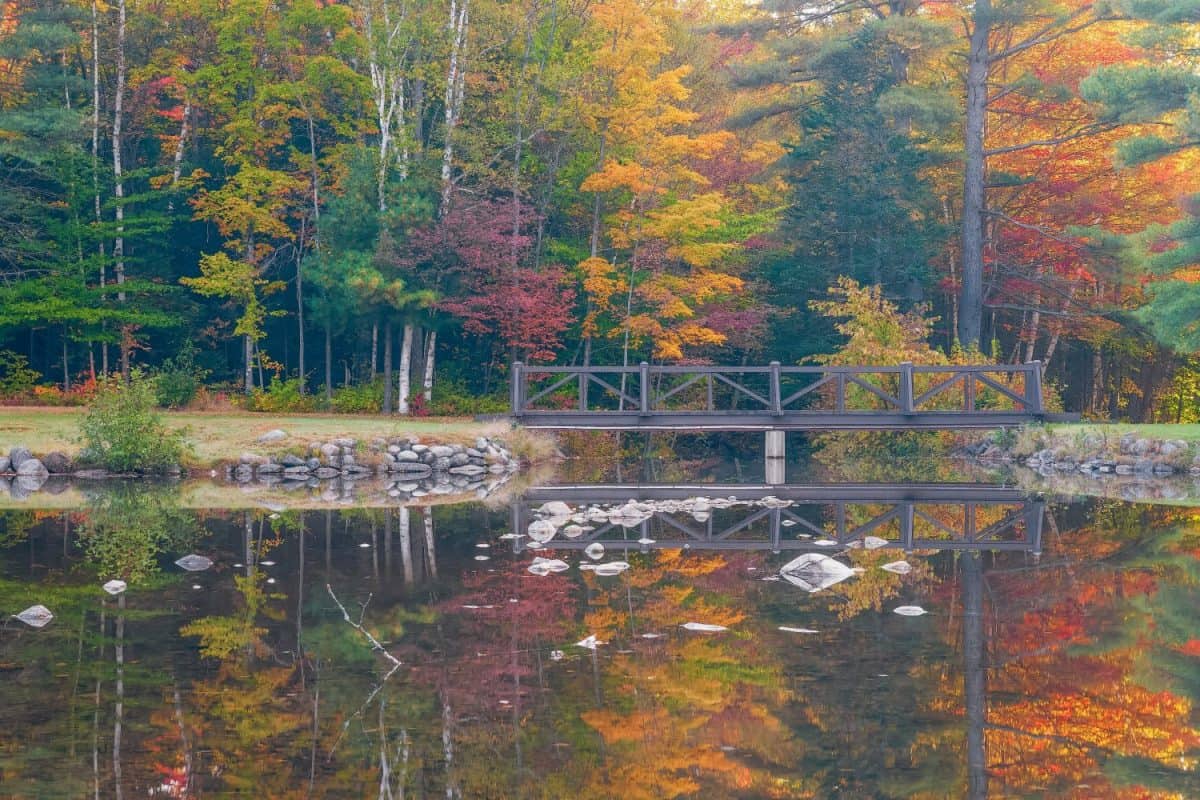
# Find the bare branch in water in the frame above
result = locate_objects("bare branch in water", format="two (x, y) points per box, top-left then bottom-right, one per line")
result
(326, 584), (403, 760)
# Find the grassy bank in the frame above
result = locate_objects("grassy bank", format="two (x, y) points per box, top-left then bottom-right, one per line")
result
(0, 407), (551, 469)
(1043, 422), (1200, 443)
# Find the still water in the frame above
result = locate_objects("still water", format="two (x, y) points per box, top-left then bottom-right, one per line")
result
(0, 480), (1198, 798)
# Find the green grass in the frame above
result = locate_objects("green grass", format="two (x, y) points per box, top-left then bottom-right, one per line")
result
(0, 407), (532, 468)
(1046, 422), (1200, 442)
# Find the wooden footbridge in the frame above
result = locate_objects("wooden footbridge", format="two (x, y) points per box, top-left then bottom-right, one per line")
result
(512, 483), (1044, 556)
(510, 361), (1069, 430)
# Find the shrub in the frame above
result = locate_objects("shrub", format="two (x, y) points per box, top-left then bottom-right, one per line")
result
(247, 377), (319, 413)
(427, 377), (509, 416)
(0, 350), (42, 398)
(78, 370), (189, 473)
(331, 379), (384, 413)
(79, 486), (199, 582)
(156, 342), (209, 408)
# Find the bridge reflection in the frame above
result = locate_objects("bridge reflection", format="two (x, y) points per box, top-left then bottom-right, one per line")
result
(512, 483), (1045, 555)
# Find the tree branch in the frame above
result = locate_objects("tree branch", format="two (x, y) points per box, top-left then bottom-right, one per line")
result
(983, 124), (1119, 157)
(987, 8), (1113, 64)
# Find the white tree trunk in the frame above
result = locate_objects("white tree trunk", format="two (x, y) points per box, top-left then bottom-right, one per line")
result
(91, 0), (108, 376)
(112, 0), (128, 376)
(398, 323), (413, 414)
(422, 329), (436, 403)
(398, 506), (413, 584)
(244, 335), (254, 394)
(363, 0), (409, 210)
(439, 0), (470, 218)
(168, 97), (191, 212)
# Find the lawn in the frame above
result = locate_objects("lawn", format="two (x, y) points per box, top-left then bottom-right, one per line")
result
(1046, 422), (1200, 443)
(0, 407), (524, 467)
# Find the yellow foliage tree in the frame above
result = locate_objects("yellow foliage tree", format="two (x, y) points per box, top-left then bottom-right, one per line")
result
(574, 0), (747, 363)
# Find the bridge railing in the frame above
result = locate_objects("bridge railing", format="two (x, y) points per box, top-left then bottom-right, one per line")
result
(511, 361), (1044, 417)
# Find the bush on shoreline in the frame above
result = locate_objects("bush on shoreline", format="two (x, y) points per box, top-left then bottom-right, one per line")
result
(78, 371), (189, 473)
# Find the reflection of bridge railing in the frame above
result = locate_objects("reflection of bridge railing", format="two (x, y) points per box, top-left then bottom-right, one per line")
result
(511, 362), (1067, 430)
(512, 484), (1044, 555)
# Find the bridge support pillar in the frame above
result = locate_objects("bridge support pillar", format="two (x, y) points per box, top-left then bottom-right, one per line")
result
(764, 430), (785, 485)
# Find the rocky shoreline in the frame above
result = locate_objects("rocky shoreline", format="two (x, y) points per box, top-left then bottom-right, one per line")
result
(962, 431), (1199, 477)
(0, 431), (521, 502)
(959, 429), (1200, 504)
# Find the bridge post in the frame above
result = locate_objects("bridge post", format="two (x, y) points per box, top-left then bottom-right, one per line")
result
(900, 361), (914, 414)
(901, 502), (915, 554)
(511, 361), (524, 416)
(769, 361), (782, 416)
(639, 361), (650, 415)
(1025, 360), (1044, 413)
(764, 429), (785, 485)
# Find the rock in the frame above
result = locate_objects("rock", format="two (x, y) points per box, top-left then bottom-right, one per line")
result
(319, 443), (340, 459)
(13, 474), (45, 495)
(16, 458), (48, 478)
(388, 462), (432, 476)
(433, 457), (452, 471)
(41, 451), (71, 474)
(1115, 463), (1135, 475)
(0, 456), (9, 473)
(411, 444), (429, 453)
(306, 457), (321, 470)
(538, 501), (573, 518)
(332, 437), (356, 450)
(430, 445), (455, 458)
(466, 447), (484, 458)
(256, 462), (283, 475)
(1120, 433), (1137, 453)
(341, 454), (356, 467)
(257, 429), (288, 443)
(314, 467), (341, 479)
(234, 464), (254, 481)
(9, 447), (33, 470)
(1153, 462), (1176, 475)
(281, 453), (306, 467)
(1134, 458), (1154, 474)
(476, 437), (490, 450)
(449, 452), (471, 467)
(527, 519), (557, 543)
(239, 452), (266, 465)
(1160, 440), (1184, 457)
(283, 466), (312, 479)
(449, 465), (486, 476)
(369, 437), (387, 451)
(387, 444), (403, 455)
(396, 450), (420, 462)
(1131, 438), (1154, 456)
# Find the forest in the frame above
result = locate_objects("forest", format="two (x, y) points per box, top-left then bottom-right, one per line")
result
(1, 0), (1199, 420)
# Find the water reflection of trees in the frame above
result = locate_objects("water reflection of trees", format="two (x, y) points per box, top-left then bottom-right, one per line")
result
(0, 500), (1198, 796)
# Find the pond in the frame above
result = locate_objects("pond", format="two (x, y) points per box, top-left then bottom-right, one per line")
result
(0, 468), (1198, 797)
